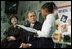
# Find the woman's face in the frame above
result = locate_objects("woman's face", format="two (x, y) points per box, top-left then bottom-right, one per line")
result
(11, 17), (17, 25)
(41, 8), (48, 18)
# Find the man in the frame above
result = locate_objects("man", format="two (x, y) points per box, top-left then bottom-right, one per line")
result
(19, 10), (42, 48)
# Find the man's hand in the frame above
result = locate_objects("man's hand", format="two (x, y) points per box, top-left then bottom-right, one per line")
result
(19, 43), (31, 48)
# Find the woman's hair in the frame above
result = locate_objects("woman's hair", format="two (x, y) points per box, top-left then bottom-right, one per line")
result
(41, 2), (57, 13)
(9, 15), (18, 24)
(51, 2), (57, 10)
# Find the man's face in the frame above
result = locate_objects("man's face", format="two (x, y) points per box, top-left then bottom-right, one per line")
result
(27, 12), (36, 24)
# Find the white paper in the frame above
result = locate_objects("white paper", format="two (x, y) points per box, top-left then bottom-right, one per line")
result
(17, 25), (38, 33)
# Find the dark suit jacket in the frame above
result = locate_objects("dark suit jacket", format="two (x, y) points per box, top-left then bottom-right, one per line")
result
(1, 25), (24, 48)
(21, 21), (42, 48)
(25, 21), (42, 30)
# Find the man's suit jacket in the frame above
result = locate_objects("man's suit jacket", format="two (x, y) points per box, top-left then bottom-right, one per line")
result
(21, 21), (42, 48)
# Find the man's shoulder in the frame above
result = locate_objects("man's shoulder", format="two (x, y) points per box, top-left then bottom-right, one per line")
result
(34, 21), (42, 30)
(35, 21), (42, 25)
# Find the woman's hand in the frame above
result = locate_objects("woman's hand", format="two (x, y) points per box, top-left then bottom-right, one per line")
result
(7, 36), (16, 41)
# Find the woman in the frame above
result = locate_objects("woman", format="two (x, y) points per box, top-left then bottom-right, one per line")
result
(35, 2), (57, 48)
(1, 15), (23, 48)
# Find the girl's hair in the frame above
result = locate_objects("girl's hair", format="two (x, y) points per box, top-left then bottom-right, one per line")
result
(41, 2), (57, 13)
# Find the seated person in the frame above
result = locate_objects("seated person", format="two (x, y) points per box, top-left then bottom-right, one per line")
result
(52, 21), (62, 43)
(1, 15), (23, 48)
(19, 10), (42, 48)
